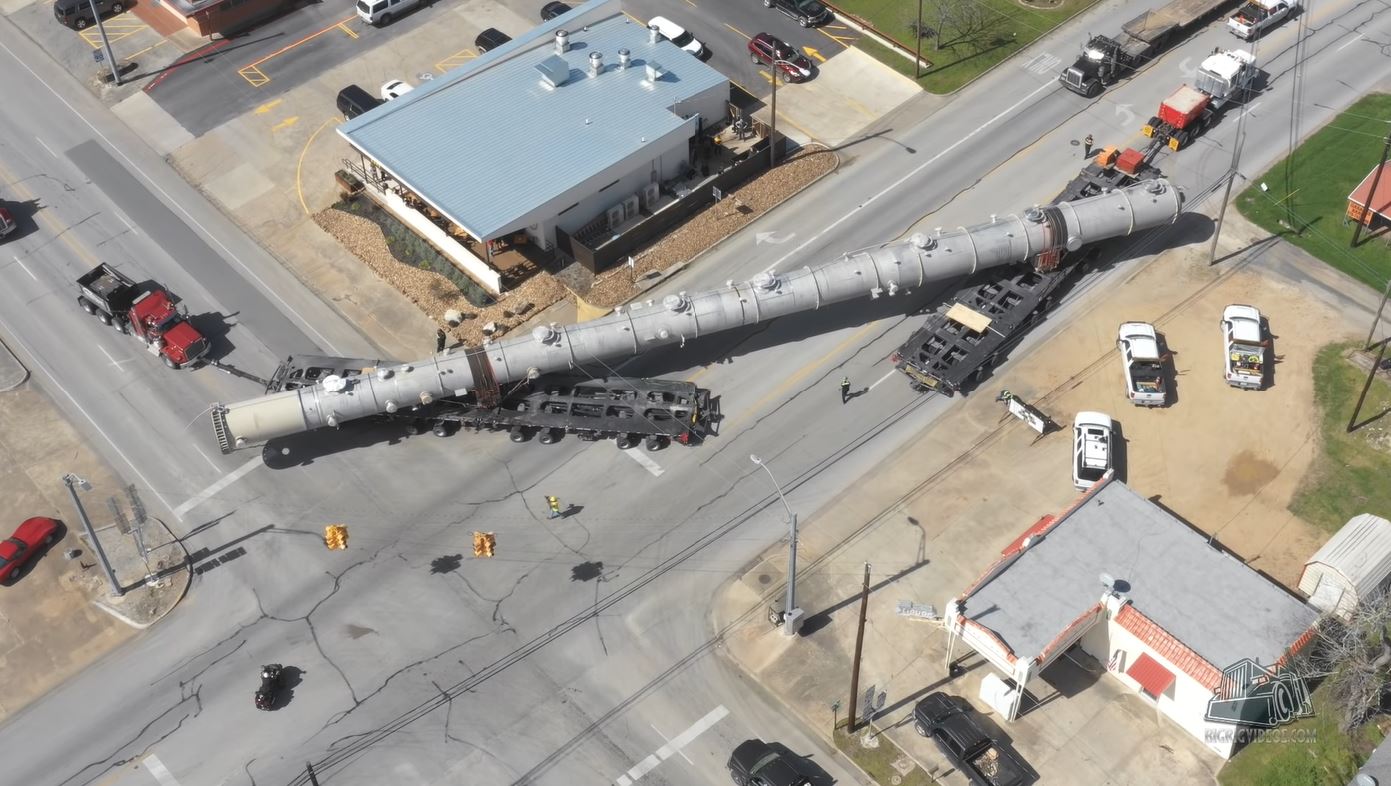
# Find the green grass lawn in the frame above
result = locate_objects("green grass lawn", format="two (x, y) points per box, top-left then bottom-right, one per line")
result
(1289, 343), (1391, 533)
(1234, 93), (1391, 294)
(1218, 685), (1384, 786)
(832, 721), (934, 786)
(833, 0), (1097, 93)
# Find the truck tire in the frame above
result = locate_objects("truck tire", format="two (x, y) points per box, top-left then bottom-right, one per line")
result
(380, 11), (392, 24)
(914, 720), (929, 737)
(162, 355), (180, 370)
(97, 312), (111, 325)
(538, 428), (560, 445)
(644, 435), (667, 452)
(112, 1), (123, 11)
(616, 433), (639, 450)
(78, 297), (96, 315)
(508, 426), (528, 443)
(799, 14), (810, 26)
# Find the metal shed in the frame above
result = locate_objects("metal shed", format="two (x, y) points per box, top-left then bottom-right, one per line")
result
(1299, 514), (1391, 619)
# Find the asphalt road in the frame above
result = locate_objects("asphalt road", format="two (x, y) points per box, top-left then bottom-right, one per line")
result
(2, 0), (1390, 785)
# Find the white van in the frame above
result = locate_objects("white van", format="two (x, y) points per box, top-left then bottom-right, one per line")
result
(356, 0), (420, 26)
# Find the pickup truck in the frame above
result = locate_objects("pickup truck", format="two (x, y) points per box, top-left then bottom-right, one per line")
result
(1227, 0), (1297, 40)
(1221, 304), (1266, 390)
(913, 693), (1028, 786)
(1118, 322), (1167, 407)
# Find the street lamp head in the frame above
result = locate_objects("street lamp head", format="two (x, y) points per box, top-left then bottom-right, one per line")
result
(63, 473), (92, 492)
(750, 454), (763, 465)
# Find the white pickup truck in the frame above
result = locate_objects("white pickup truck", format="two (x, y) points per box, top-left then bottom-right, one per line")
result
(1228, 0), (1298, 41)
(1222, 304), (1266, 390)
(1118, 322), (1167, 407)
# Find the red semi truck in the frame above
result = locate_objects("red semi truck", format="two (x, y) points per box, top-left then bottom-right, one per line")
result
(75, 263), (209, 369)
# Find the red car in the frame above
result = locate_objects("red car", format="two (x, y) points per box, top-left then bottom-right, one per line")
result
(0, 517), (60, 583)
(0, 204), (15, 239)
(748, 33), (814, 83)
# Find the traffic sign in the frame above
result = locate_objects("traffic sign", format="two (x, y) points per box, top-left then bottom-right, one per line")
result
(93, 50), (105, 63)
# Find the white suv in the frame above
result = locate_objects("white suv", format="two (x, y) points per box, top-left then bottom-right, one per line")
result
(648, 16), (705, 57)
(1072, 411), (1114, 490)
(356, 0), (420, 26)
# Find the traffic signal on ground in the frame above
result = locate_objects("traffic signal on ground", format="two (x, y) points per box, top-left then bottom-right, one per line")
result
(473, 531), (495, 557)
(324, 525), (348, 550)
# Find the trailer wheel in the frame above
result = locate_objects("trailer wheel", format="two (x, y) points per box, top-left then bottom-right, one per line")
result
(914, 721), (929, 737)
(616, 433), (640, 450)
(508, 426), (528, 443)
(78, 298), (96, 315)
(97, 312), (111, 325)
(432, 421), (454, 437)
(162, 355), (179, 370)
(538, 428), (561, 445)
(644, 435), (667, 452)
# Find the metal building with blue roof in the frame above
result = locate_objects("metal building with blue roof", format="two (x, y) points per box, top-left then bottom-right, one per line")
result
(337, 0), (728, 284)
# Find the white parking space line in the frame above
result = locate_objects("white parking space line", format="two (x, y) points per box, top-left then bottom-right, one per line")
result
(621, 447), (665, 477)
(867, 368), (897, 392)
(614, 705), (729, 785)
(13, 255), (36, 280)
(173, 456), (261, 519)
(649, 722), (695, 765)
(1337, 33), (1364, 52)
(192, 443), (221, 472)
(34, 135), (57, 158)
(97, 345), (131, 370)
(142, 755), (182, 786)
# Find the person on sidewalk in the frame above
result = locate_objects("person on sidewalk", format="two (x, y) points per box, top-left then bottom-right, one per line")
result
(840, 377), (852, 404)
(436, 329), (447, 353)
(546, 496), (562, 519)
(1083, 134), (1094, 158)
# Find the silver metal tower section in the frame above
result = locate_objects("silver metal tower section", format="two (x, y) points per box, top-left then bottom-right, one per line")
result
(213, 179), (1181, 451)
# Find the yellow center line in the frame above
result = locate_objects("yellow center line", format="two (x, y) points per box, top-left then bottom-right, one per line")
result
(297, 118), (336, 215)
(724, 23), (750, 40)
(338, 22), (358, 39)
(722, 321), (881, 431)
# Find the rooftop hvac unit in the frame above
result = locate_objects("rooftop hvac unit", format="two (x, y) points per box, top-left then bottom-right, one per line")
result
(605, 204), (625, 231)
(622, 194), (640, 220)
(640, 182), (659, 211)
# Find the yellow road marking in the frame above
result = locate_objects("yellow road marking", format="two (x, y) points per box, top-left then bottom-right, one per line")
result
(624, 11), (643, 24)
(819, 29), (855, 46)
(435, 48), (478, 72)
(239, 65), (270, 87)
(803, 46), (825, 62)
(121, 38), (168, 62)
(297, 118), (335, 215)
(724, 23), (750, 40)
(685, 366), (710, 382)
(683, 0), (696, 6)
(722, 321), (880, 431)
(338, 21), (357, 39)
(80, 21), (145, 47)
(254, 98), (284, 114)
(271, 116), (300, 132)
(758, 71), (772, 84)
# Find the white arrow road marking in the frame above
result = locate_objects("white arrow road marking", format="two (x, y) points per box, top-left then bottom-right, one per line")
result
(621, 447), (665, 477)
(614, 705), (729, 785)
(142, 755), (182, 786)
(755, 231), (795, 245)
(173, 455), (261, 519)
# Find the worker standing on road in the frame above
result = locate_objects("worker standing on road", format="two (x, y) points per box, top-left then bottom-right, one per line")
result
(1083, 134), (1095, 158)
(840, 377), (852, 405)
(546, 496), (562, 519)
(436, 329), (447, 353)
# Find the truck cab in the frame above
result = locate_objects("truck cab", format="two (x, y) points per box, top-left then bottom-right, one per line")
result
(1118, 322), (1167, 407)
(1228, 0), (1296, 40)
(1059, 36), (1133, 97)
(1222, 304), (1266, 389)
(128, 289), (209, 368)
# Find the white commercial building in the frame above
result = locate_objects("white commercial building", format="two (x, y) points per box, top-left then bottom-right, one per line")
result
(944, 474), (1320, 759)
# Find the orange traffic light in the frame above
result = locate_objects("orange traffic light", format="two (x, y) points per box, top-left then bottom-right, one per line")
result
(324, 525), (348, 550)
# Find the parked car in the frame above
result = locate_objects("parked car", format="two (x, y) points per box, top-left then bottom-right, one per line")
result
(380, 79), (414, 100)
(1117, 321), (1167, 407)
(255, 664), (285, 710)
(648, 16), (705, 57)
(1072, 411), (1114, 490)
(336, 85), (383, 119)
(913, 693), (1028, 786)
(748, 33), (813, 82)
(356, 0), (421, 26)
(1228, 0), (1298, 40)
(54, 0), (125, 30)
(540, 0), (572, 20)
(0, 204), (15, 240)
(726, 739), (808, 786)
(763, 0), (832, 28)
(475, 27), (512, 53)
(0, 517), (60, 583)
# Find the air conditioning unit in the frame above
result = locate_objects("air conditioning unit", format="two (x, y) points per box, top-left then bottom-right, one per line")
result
(622, 194), (640, 220)
(640, 182), (660, 211)
(605, 204), (625, 231)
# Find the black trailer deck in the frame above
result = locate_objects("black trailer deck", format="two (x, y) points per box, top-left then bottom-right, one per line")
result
(891, 160), (1163, 396)
(76, 263), (140, 313)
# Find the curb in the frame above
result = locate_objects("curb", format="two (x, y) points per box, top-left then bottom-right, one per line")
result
(0, 337), (30, 392)
(91, 517), (193, 631)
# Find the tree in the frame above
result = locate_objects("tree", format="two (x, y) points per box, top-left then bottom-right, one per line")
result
(1292, 592), (1391, 732)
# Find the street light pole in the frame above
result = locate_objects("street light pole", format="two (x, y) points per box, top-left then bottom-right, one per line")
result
(768, 62), (778, 169)
(750, 454), (802, 636)
(62, 473), (123, 597)
(87, 0), (121, 86)
(915, 0), (924, 78)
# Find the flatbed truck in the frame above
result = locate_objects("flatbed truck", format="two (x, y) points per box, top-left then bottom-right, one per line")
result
(1059, 0), (1242, 97)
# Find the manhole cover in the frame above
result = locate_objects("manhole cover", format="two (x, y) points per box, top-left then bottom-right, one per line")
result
(757, 573), (771, 585)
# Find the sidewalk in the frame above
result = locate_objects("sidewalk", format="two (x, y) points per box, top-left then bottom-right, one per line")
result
(711, 222), (1366, 785)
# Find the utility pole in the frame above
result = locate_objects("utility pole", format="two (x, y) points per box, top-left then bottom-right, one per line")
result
(1351, 129), (1391, 247)
(1364, 275), (1391, 350)
(1209, 41), (1255, 266)
(63, 473), (123, 597)
(1347, 338), (1389, 433)
(751, 454), (803, 635)
(768, 62), (778, 170)
(914, 0), (925, 78)
(847, 562), (871, 731)
(87, 0), (121, 86)
(305, 762), (321, 786)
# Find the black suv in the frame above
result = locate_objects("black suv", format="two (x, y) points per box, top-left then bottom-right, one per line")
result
(763, 0), (831, 27)
(727, 739), (808, 786)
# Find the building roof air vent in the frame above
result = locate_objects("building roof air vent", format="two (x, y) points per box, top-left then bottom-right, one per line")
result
(536, 54), (571, 88)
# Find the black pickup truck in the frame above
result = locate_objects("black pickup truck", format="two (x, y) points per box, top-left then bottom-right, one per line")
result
(913, 693), (1028, 786)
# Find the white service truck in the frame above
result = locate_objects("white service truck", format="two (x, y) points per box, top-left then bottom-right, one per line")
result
(1227, 0), (1298, 40)
(1118, 322), (1167, 407)
(1222, 304), (1266, 389)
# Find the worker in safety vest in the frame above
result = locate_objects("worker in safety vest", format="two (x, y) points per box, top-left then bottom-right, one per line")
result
(840, 377), (851, 404)
(546, 496), (562, 519)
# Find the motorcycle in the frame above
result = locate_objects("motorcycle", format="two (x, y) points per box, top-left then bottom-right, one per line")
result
(255, 664), (284, 711)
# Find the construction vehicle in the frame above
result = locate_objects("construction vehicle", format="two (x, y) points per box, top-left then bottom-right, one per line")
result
(891, 149), (1164, 396)
(1059, 0), (1242, 97)
(75, 263), (209, 369)
(209, 179), (1182, 452)
(1227, 0), (1297, 40)
(1141, 48), (1256, 151)
(1221, 304), (1266, 389)
(1118, 322), (1167, 406)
